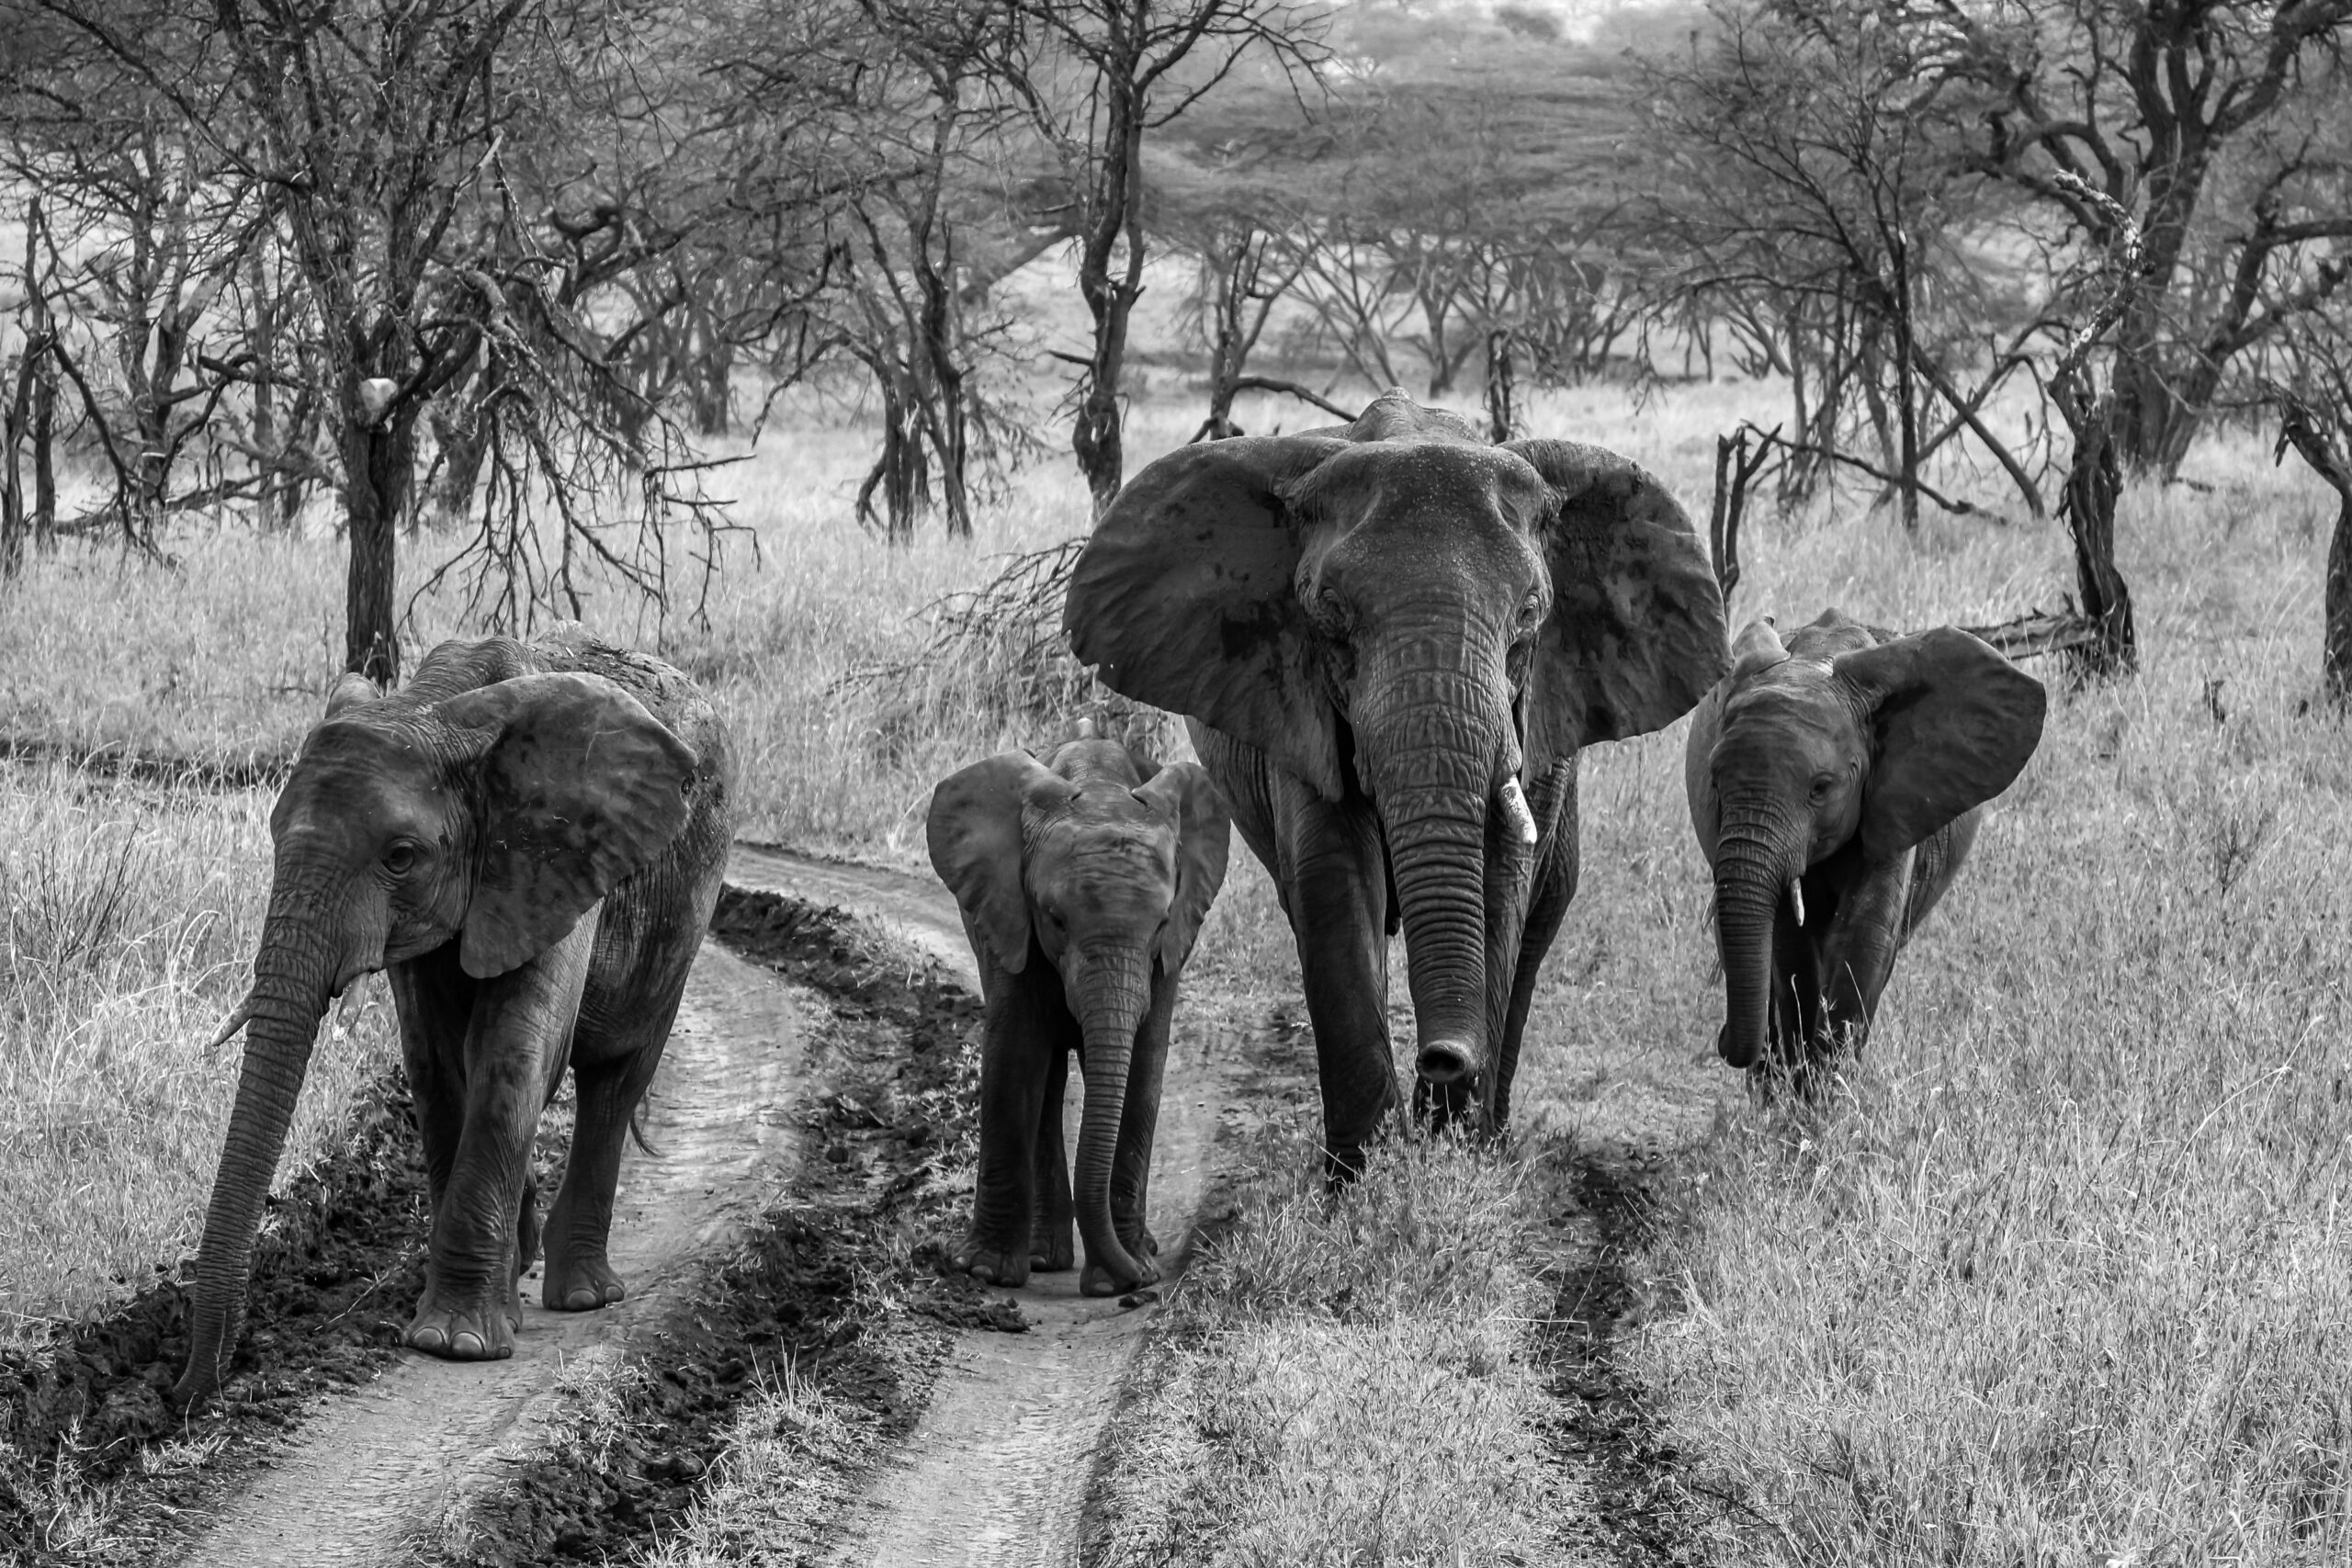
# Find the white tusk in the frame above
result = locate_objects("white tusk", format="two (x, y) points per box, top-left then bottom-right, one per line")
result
(1498, 777), (1539, 845)
(204, 998), (254, 1055)
(1790, 878), (1805, 928)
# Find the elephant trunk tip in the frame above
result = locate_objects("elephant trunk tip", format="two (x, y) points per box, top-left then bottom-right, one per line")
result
(1416, 1038), (1476, 1085)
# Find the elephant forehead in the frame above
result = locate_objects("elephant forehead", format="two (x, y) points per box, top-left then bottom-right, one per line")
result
(276, 723), (451, 836)
(1297, 442), (1553, 528)
(1721, 673), (1853, 748)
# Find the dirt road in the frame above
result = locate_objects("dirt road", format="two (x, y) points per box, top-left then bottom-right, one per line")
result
(728, 846), (1249, 1568)
(166, 847), (1243, 1566)
(175, 938), (809, 1566)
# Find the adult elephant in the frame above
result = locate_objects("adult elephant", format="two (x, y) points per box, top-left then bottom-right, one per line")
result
(1064, 391), (1728, 1179)
(175, 630), (735, 1407)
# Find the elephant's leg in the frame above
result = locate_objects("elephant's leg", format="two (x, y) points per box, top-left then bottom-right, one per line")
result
(1489, 759), (1578, 1129)
(956, 964), (1077, 1287)
(1899, 811), (1982, 945)
(387, 943), (475, 1217)
(1277, 777), (1398, 1186)
(409, 917), (596, 1359)
(1187, 720), (1284, 913)
(1815, 851), (1916, 1065)
(1094, 976), (1178, 1294)
(540, 993), (673, 1313)
(1029, 1043), (1075, 1273)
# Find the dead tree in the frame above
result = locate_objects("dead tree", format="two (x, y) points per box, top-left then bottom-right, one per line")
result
(1708, 424), (1777, 609)
(2278, 397), (2352, 706)
(2045, 171), (2147, 680)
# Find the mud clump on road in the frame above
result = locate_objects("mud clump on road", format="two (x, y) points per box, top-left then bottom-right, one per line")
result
(0, 1071), (429, 1565)
(432, 887), (1009, 1565)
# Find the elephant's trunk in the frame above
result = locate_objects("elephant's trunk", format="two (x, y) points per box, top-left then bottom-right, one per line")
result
(1359, 671), (1505, 1093)
(1073, 949), (1152, 1294)
(174, 902), (340, 1406)
(1713, 800), (1807, 1070)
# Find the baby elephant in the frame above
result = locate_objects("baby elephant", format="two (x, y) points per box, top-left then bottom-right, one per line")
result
(927, 737), (1229, 1297)
(1685, 609), (2045, 1080)
(177, 631), (733, 1406)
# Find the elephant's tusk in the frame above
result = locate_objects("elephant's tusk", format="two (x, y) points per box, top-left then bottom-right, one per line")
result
(203, 998), (254, 1055)
(1498, 777), (1539, 846)
(1789, 878), (1805, 928)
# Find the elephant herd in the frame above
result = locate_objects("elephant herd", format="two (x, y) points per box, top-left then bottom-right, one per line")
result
(172, 389), (2047, 1405)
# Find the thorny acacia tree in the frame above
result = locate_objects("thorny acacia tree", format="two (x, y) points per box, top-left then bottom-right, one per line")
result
(1928, 0), (2352, 476)
(26, 0), (729, 682)
(999, 0), (1324, 514)
(1643, 0), (2050, 525)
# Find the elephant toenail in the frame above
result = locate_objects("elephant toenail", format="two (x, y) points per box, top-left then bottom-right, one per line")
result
(411, 1326), (446, 1351)
(453, 1331), (484, 1357)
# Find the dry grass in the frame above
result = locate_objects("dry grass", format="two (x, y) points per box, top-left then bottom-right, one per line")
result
(1088, 1115), (1579, 1568)
(0, 766), (393, 1347)
(4, 369), (2349, 1563)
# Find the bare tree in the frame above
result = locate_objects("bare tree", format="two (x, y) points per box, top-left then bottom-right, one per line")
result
(1936, 0), (2352, 475)
(999, 0), (1324, 513)
(1641, 0), (2049, 525)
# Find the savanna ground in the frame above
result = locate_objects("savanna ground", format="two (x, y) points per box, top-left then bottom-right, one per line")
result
(2, 373), (2348, 1564)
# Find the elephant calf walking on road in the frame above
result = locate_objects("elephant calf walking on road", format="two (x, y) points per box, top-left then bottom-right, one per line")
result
(176, 631), (735, 1407)
(927, 736), (1229, 1298)
(1685, 610), (2046, 1082)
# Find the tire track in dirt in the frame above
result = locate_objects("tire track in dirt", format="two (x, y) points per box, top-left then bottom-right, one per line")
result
(728, 845), (1250, 1568)
(175, 931), (808, 1566)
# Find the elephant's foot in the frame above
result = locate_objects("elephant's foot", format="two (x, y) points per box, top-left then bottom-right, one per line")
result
(542, 1251), (627, 1313)
(1079, 1248), (1159, 1299)
(1030, 1219), (1074, 1273)
(952, 1231), (1032, 1288)
(405, 1288), (521, 1360)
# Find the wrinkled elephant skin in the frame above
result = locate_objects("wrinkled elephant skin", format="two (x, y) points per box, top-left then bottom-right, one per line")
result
(1064, 389), (1729, 1180)
(175, 630), (736, 1407)
(927, 739), (1229, 1296)
(1684, 608), (2046, 1084)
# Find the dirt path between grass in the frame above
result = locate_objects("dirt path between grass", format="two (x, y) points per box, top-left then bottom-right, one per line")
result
(174, 931), (810, 1567)
(729, 845), (1250, 1568)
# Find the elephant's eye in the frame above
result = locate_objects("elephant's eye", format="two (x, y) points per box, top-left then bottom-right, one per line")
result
(382, 841), (421, 876)
(1809, 774), (1836, 802)
(1307, 588), (1351, 637)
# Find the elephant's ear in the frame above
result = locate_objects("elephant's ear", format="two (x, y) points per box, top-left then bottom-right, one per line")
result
(925, 751), (1067, 976)
(1508, 439), (1731, 773)
(1132, 761), (1230, 974)
(1064, 435), (1351, 800)
(434, 672), (699, 979)
(1834, 626), (2047, 862)
(324, 671), (380, 718)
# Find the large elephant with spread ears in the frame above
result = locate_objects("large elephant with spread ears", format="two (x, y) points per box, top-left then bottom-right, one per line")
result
(1063, 391), (1729, 1179)
(175, 630), (734, 1407)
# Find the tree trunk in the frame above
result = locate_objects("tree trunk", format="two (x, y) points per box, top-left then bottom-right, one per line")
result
(1484, 328), (1516, 444)
(2059, 398), (2138, 680)
(343, 406), (412, 683)
(2278, 402), (2352, 707)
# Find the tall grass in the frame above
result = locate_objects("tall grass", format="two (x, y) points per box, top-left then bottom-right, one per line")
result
(0, 769), (392, 1344)
(3, 375), (2347, 1563)
(1088, 1120), (1570, 1567)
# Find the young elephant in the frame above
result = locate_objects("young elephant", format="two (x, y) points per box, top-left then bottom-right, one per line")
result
(926, 738), (1228, 1297)
(176, 630), (734, 1406)
(1684, 610), (2045, 1079)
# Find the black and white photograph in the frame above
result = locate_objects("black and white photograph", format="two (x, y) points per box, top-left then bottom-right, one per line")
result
(0, 0), (2347, 1562)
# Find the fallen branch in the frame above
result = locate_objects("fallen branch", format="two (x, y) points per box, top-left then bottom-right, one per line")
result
(1961, 607), (2107, 661)
(1736, 423), (2021, 527)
